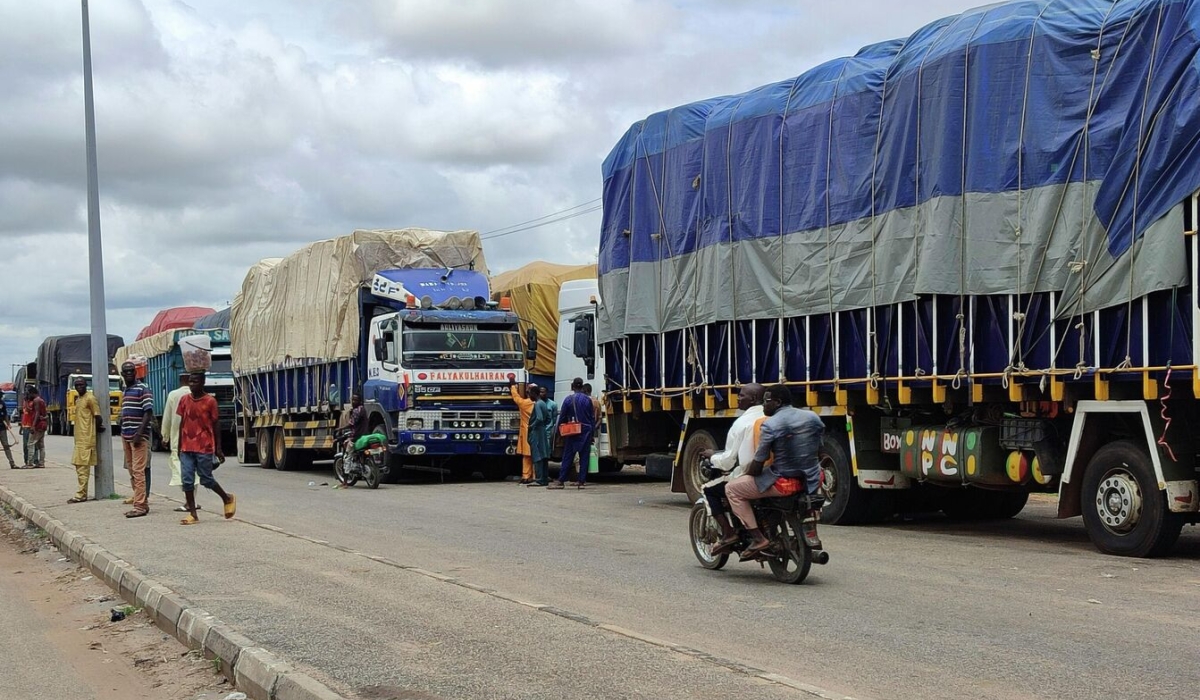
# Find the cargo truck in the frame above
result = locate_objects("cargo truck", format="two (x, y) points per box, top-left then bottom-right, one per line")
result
(114, 328), (237, 451)
(33, 334), (124, 435)
(65, 373), (122, 430)
(593, 0), (1200, 557)
(231, 229), (532, 477)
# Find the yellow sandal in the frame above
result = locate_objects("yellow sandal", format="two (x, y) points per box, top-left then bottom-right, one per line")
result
(223, 494), (237, 519)
(180, 515), (199, 525)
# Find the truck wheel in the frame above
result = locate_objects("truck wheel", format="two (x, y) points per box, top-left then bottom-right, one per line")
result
(257, 429), (276, 469)
(680, 430), (717, 502)
(273, 429), (297, 471)
(1081, 440), (1183, 557)
(820, 433), (888, 525)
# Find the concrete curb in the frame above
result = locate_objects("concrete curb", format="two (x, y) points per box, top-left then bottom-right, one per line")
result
(0, 485), (345, 700)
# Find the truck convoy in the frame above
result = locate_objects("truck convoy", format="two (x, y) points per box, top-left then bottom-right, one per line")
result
(231, 229), (531, 478)
(591, 0), (1200, 557)
(115, 327), (237, 451)
(32, 334), (124, 435)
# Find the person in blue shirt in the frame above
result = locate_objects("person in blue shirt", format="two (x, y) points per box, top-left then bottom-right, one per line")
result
(549, 377), (593, 489)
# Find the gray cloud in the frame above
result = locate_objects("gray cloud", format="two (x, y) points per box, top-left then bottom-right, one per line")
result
(0, 0), (979, 376)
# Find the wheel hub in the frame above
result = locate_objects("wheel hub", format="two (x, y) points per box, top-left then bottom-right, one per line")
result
(820, 454), (837, 500)
(1096, 472), (1142, 533)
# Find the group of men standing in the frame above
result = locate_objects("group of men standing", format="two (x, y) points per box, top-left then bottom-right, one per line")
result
(0, 385), (49, 469)
(509, 377), (601, 489)
(56, 362), (236, 524)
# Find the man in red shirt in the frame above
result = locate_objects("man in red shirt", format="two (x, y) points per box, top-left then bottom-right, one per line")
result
(175, 371), (236, 525)
(21, 386), (48, 468)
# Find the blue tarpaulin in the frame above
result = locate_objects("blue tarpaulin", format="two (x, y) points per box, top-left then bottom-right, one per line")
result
(598, 0), (1200, 341)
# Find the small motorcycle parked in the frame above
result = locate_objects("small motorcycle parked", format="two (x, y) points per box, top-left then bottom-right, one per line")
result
(689, 459), (829, 584)
(333, 427), (387, 489)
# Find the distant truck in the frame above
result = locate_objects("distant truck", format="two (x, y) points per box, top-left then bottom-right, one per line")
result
(33, 334), (124, 435)
(65, 373), (122, 431)
(2, 388), (16, 423)
(231, 229), (532, 478)
(115, 328), (237, 451)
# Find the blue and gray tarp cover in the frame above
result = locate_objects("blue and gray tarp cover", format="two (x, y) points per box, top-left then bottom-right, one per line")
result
(597, 0), (1200, 342)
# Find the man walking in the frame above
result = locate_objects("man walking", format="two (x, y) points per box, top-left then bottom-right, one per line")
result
(176, 371), (236, 525)
(22, 386), (47, 468)
(0, 402), (18, 469)
(550, 378), (593, 489)
(68, 377), (104, 503)
(159, 373), (199, 511)
(119, 361), (153, 518)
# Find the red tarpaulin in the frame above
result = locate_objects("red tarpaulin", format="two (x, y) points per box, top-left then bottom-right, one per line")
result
(136, 306), (216, 341)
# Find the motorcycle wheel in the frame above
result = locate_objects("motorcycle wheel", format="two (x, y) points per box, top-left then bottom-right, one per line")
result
(364, 453), (383, 490)
(333, 456), (359, 487)
(766, 512), (813, 585)
(688, 502), (729, 570)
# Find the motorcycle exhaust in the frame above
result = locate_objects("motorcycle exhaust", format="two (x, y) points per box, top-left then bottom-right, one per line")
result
(812, 550), (830, 565)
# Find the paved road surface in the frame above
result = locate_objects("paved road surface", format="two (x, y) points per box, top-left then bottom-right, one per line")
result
(6, 434), (1200, 699)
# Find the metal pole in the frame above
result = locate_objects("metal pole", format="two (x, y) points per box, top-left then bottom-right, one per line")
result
(82, 0), (115, 498)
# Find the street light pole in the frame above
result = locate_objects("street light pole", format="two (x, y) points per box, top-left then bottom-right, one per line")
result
(81, 0), (115, 498)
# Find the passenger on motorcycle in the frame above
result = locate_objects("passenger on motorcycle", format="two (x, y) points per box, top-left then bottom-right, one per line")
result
(715, 384), (824, 558)
(699, 382), (764, 531)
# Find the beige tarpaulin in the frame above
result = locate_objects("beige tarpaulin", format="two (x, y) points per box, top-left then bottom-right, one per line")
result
(231, 229), (487, 373)
(491, 261), (596, 378)
(114, 329), (178, 367)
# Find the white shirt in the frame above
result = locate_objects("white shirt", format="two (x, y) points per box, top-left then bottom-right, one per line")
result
(160, 386), (190, 452)
(707, 405), (764, 479)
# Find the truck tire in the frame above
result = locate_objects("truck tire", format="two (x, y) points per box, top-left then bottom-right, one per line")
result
(820, 433), (890, 525)
(1081, 440), (1183, 558)
(680, 430), (717, 502)
(257, 428), (276, 469)
(273, 429), (298, 471)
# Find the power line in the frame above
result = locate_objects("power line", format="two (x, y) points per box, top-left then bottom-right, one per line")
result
(482, 204), (603, 240)
(481, 198), (602, 237)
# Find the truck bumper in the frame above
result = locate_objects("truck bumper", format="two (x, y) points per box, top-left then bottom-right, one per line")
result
(395, 430), (518, 457)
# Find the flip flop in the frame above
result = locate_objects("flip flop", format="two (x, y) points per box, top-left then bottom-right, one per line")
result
(67, 497), (87, 504)
(180, 515), (199, 525)
(173, 505), (201, 513)
(223, 494), (237, 519)
(124, 510), (148, 518)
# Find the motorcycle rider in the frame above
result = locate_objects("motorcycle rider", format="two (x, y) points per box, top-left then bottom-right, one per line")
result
(347, 393), (370, 444)
(717, 384), (824, 558)
(699, 383), (765, 542)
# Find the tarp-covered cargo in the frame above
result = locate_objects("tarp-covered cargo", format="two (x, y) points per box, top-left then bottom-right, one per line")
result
(598, 0), (1200, 343)
(114, 329), (181, 366)
(193, 307), (231, 331)
(137, 307), (216, 341)
(35, 334), (124, 381)
(231, 229), (487, 373)
(491, 261), (596, 377)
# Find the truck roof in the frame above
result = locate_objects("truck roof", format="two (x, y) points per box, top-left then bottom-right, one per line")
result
(372, 268), (491, 308)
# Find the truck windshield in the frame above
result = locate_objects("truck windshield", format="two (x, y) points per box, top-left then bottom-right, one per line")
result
(401, 328), (524, 369)
(210, 357), (233, 374)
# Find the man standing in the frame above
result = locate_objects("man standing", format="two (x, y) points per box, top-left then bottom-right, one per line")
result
(538, 386), (557, 448)
(68, 377), (104, 503)
(176, 371), (235, 525)
(508, 379), (539, 484)
(528, 386), (552, 487)
(720, 385), (824, 558)
(699, 383), (765, 540)
(159, 373), (198, 511)
(22, 386), (47, 468)
(550, 378), (593, 489)
(0, 402), (18, 469)
(119, 361), (153, 518)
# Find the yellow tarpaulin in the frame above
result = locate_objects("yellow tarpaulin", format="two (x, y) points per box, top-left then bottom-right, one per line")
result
(491, 261), (596, 378)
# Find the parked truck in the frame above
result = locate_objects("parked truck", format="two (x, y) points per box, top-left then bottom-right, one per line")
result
(114, 328), (237, 451)
(591, 0), (1200, 557)
(231, 229), (531, 478)
(33, 334), (124, 435)
(65, 373), (122, 431)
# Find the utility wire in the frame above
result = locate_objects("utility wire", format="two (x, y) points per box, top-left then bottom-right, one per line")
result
(481, 203), (603, 240)
(481, 198), (602, 238)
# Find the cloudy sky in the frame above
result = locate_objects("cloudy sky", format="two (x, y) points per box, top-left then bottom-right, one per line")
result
(1, 0), (973, 379)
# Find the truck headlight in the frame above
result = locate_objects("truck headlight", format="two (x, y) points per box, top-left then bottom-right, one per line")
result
(407, 418), (424, 429)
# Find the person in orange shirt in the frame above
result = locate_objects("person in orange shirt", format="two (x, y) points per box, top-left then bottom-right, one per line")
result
(508, 379), (539, 484)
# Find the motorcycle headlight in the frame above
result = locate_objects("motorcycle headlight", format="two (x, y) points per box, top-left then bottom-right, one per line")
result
(407, 418), (424, 429)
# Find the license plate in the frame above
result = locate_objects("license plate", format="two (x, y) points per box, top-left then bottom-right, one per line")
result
(367, 446), (385, 455)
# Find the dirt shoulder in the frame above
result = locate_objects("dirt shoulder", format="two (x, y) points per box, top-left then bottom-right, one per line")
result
(0, 504), (232, 700)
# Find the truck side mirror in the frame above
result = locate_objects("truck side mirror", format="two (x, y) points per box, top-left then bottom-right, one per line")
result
(572, 315), (594, 360)
(373, 337), (386, 362)
(525, 328), (538, 361)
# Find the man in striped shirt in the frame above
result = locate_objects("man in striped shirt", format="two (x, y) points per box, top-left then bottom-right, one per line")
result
(120, 361), (154, 518)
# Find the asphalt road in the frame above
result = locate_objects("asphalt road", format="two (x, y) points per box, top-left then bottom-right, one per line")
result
(11, 434), (1200, 700)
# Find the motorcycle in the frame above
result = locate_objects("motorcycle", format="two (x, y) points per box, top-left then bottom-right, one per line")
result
(688, 459), (829, 584)
(333, 427), (387, 489)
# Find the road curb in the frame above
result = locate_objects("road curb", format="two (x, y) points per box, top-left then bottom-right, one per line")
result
(0, 485), (346, 700)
